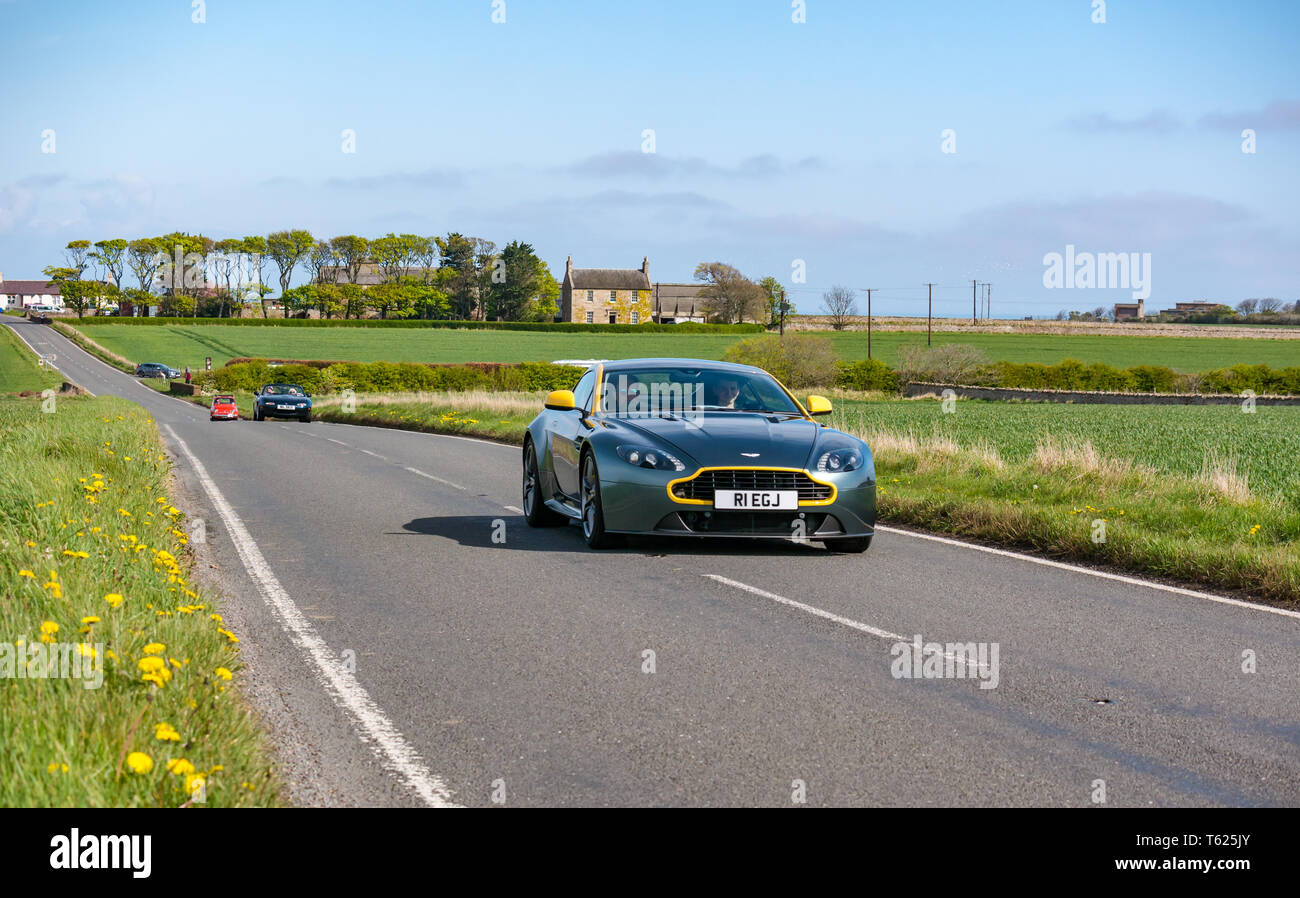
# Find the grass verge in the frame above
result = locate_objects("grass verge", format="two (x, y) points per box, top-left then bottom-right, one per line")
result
(0, 324), (63, 394)
(0, 393), (282, 806)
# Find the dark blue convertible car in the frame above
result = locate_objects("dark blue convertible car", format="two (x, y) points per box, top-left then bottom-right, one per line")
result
(253, 383), (313, 422)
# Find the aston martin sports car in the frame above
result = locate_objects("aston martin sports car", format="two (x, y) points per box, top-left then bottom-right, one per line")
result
(522, 358), (876, 552)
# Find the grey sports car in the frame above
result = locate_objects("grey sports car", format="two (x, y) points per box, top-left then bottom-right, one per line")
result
(522, 358), (876, 551)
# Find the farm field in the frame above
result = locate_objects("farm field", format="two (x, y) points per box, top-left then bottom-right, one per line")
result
(832, 397), (1300, 508)
(69, 323), (1300, 372)
(0, 325), (61, 393)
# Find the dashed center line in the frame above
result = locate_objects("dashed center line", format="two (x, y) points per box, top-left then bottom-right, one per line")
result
(405, 466), (466, 490)
(359, 449), (387, 460)
(704, 574), (905, 641)
(327, 438), (350, 447)
(503, 505), (523, 514)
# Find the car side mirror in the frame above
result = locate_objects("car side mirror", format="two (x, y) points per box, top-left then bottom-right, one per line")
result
(545, 389), (577, 411)
(807, 395), (833, 416)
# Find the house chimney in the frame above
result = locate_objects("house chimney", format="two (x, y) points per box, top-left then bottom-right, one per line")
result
(641, 256), (649, 275)
(565, 256), (573, 280)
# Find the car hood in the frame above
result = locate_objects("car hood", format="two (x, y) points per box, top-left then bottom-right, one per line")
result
(611, 413), (828, 469)
(261, 394), (310, 402)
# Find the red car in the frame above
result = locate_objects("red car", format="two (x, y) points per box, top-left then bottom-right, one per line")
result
(210, 395), (239, 421)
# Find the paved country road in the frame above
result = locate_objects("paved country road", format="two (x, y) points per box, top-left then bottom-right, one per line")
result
(7, 317), (1299, 807)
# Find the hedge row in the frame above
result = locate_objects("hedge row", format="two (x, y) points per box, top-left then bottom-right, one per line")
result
(193, 359), (584, 395)
(833, 357), (1300, 395)
(74, 317), (764, 333)
(988, 360), (1300, 395)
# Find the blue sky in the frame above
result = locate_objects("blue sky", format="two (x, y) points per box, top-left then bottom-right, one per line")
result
(1, 0), (1297, 317)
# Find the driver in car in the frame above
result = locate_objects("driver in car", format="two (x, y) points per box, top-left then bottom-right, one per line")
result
(702, 373), (742, 409)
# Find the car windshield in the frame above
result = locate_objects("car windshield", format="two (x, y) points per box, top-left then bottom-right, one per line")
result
(215, 397), (235, 404)
(263, 384), (304, 396)
(598, 365), (803, 417)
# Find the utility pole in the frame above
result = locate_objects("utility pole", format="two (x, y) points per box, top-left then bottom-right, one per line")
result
(926, 283), (934, 346)
(866, 288), (873, 360)
(778, 286), (787, 336)
(987, 282), (992, 320)
(972, 280), (978, 324)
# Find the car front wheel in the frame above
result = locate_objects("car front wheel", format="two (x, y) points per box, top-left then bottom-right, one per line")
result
(580, 451), (619, 549)
(523, 440), (566, 527)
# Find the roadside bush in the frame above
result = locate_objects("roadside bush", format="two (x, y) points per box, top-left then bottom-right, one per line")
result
(191, 359), (584, 396)
(895, 343), (990, 385)
(723, 334), (839, 388)
(835, 359), (900, 392)
(1126, 364), (1179, 393)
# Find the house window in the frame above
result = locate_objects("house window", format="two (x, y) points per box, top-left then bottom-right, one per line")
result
(586, 290), (593, 301)
(631, 311), (639, 324)
(585, 311), (593, 324)
(609, 290), (617, 303)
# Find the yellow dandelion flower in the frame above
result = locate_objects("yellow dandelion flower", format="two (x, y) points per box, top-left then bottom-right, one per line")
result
(47, 762), (69, 774)
(166, 758), (195, 776)
(80, 616), (100, 625)
(125, 752), (153, 774)
(137, 656), (166, 673)
(154, 722), (181, 742)
(142, 642), (165, 655)
(104, 593), (124, 608)
(214, 667), (233, 681)
(18, 569), (35, 579)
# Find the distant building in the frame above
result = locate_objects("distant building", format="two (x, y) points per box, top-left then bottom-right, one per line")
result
(1113, 299), (1145, 320)
(0, 272), (63, 309)
(651, 283), (708, 323)
(317, 263), (433, 286)
(1158, 300), (1225, 319)
(560, 257), (652, 324)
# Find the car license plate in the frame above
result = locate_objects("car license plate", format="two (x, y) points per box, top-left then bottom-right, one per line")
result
(277, 404), (294, 410)
(714, 490), (798, 510)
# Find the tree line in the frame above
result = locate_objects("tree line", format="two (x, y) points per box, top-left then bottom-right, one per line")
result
(42, 232), (561, 321)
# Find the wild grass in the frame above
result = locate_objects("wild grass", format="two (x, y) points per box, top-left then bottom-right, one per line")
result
(0, 394), (282, 805)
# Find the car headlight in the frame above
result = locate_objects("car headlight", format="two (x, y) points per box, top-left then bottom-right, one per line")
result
(616, 444), (684, 472)
(816, 446), (864, 473)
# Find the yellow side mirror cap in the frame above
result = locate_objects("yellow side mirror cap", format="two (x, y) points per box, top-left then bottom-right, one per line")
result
(545, 389), (577, 411)
(806, 395), (833, 416)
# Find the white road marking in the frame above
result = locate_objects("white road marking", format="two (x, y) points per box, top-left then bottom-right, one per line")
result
(1, 322), (95, 395)
(873, 524), (1300, 622)
(704, 574), (906, 641)
(164, 424), (460, 808)
(360, 448), (387, 460)
(704, 574), (993, 671)
(405, 466), (466, 491)
(503, 505), (523, 514)
(326, 438), (349, 447)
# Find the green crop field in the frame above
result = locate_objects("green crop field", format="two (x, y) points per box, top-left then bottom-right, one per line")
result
(0, 326), (61, 393)
(832, 398), (1300, 508)
(68, 323), (1300, 372)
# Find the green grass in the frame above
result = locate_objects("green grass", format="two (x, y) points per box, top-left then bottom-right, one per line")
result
(0, 394), (281, 806)
(67, 323), (1300, 373)
(0, 325), (62, 393)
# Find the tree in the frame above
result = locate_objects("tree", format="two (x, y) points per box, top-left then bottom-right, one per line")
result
(1257, 297), (1283, 313)
(484, 241), (552, 321)
(90, 239), (128, 288)
(370, 233), (411, 285)
(310, 240), (339, 286)
(330, 235), (370, 296)
(127, 238), (165, 294)
(265, 229), (315, 307)
(436, 232), (481, 319)
(64, 240), (92, 279)
(412, 236), (438, 283)
(757, 276), (791, 326)
(821, 285), (858, 330)
(240, 235), (270, 316)
(1236, 298), (1259, 315)
(693, 262), (765, 323)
